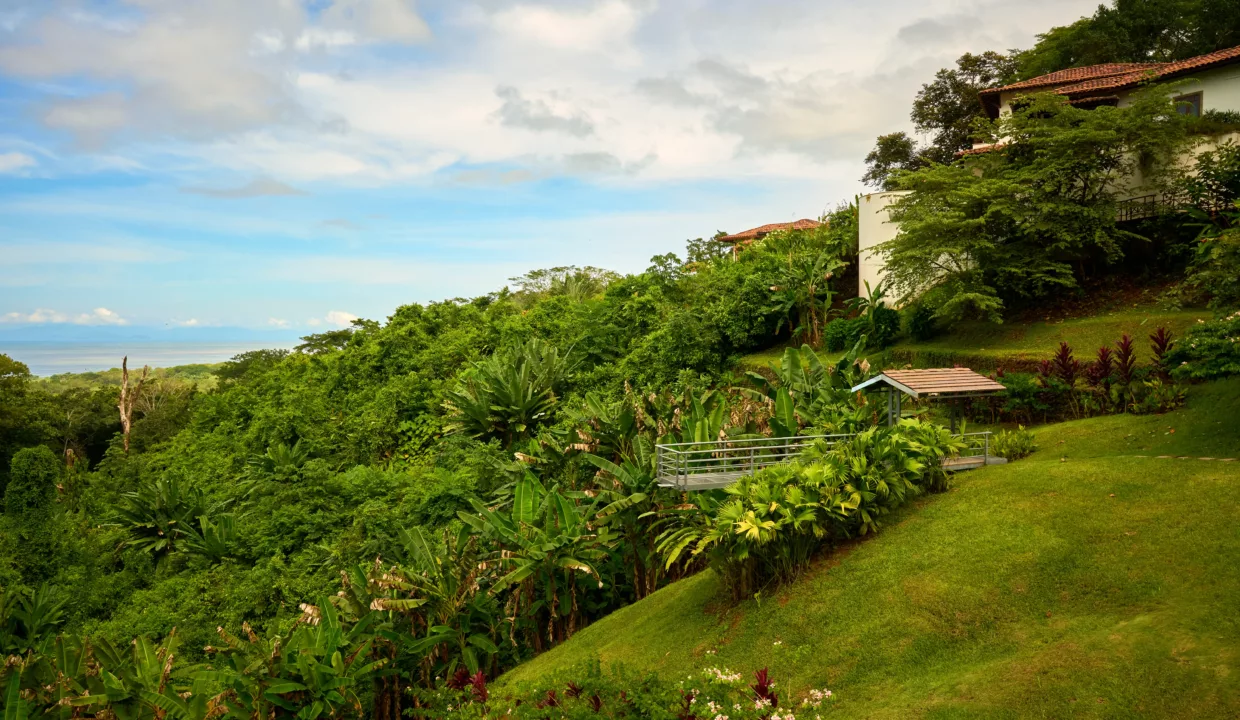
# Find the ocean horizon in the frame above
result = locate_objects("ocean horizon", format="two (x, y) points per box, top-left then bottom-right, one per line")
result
(1, 341), (296, 376)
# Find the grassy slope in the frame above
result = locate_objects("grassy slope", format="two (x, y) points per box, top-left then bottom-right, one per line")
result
(500, 379), (1240, 718)
(739, 306), (1210, 371)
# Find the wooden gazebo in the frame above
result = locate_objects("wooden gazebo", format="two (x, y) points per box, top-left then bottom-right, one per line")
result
(850, 368), (1006, 431)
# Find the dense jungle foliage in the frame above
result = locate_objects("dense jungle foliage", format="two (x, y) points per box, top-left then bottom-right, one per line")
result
(3, 5), (1240, 712)
(0, 207), (902, 717)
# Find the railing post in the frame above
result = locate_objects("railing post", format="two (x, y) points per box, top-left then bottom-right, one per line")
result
(984, 432), (990, 463)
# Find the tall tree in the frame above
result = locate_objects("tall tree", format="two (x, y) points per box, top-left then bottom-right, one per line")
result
(881, 89), (1191, 323)
(911, 51), (1021, 162)
(862, 132), (923, 190)
(1020, 0), (1240, 78)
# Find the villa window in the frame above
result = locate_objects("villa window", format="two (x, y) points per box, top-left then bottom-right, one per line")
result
(1174, 92), (1203, 117)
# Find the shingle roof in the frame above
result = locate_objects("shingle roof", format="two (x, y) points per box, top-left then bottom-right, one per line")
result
(716, 219), (823, 244)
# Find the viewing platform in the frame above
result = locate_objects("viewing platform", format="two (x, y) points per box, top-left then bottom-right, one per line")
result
(655, 431), (1003, 491)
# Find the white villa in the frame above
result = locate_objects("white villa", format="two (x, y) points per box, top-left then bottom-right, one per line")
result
(857, 43), (1240, 298)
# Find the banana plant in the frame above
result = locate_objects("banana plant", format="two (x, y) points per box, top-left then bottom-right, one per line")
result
(199, 601), (384, 720)
(356, 526), (501, 681)
(458, 473), (614, 651)
(584, 437), (664, 600)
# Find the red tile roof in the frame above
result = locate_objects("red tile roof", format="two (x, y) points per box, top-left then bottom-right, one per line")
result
(979, 63), (1162, 97)
(1055, 44), (1240, 97)
(717, 218), (823, 244)
(979, 44), (1240, 117)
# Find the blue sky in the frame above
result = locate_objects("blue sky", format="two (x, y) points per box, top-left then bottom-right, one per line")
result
(0, 0), (1094, 334)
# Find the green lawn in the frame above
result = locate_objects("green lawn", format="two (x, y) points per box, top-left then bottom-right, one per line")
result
(499, 380), (1240, 718)
(739, 306), (1211, 372)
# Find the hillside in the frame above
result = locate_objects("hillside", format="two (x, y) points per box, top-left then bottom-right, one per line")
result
(498, 379), (1240, 718)
(739, 304), (1211, 372)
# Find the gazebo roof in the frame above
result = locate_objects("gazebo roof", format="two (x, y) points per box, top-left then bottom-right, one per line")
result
(850, 368), (1006, 399)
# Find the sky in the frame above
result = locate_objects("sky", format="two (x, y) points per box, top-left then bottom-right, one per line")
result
(0, 0), (1098, 334)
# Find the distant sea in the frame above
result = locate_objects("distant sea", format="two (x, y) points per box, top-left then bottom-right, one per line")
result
(1, 341), (297, 376)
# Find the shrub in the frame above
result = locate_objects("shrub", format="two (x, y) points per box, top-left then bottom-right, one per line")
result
(657, 422), (962, 601)
(993, 426), (1037, 460)
(999, 372), (1051, 424)
(414, 662), (832, 720)
(824, 317), (866, 351)
(5, 446), (58, 518)
(870, 304), (902, 348)
(1167, 311), (1240, 381)
(905, 303), (939, 341)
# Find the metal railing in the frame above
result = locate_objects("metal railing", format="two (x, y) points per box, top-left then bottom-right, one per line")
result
(655, 435), (850, 491)
(655, 431), (994, 490)
(956, 431), (992, 461)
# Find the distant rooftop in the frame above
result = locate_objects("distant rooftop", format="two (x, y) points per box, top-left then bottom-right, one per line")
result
(716, 218), (823, 244)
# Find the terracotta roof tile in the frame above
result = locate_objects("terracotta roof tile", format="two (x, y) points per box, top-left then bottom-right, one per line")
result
(1053, 44), (1240, 97)
(717, 218), (823, 243)
(980, 63), (1164, 96)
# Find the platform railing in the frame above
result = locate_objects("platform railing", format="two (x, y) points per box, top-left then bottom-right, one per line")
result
(655, 434), (850, 491)
(655, 431), (994, 490)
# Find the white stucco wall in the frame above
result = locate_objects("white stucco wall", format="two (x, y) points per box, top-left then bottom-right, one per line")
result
(1116, 64), (1240, 113)
(857, 190), (910, 302)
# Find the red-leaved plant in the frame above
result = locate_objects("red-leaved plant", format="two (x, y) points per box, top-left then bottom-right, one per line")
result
(469, 671), (488, 704)
(1150, 327), (1174, 380)
(752, 667), (779, 710)
(676, 690), (696, 720)
(446, 667), (470, 691)
(1115, 334), (1137, 385)
(1086, 346), (1114, 387)
(1051, 342), (1081, 386)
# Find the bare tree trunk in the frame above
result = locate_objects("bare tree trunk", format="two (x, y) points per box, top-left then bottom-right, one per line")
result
(118, 356), (149, 454)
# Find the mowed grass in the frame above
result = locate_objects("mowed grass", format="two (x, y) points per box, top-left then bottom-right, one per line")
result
(890, 306), (1210, 362)
(499, 380), (1240, 718)
(738, 306), (1210, 371)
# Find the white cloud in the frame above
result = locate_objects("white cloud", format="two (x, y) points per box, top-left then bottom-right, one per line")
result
(268, 317), (291, 328)
(176, 318), (200, 327)
(0, 152), (35, 173)
(325, 310), (359, 328)
(1, 307), (128, 325)
(0, 0), (1098, 188)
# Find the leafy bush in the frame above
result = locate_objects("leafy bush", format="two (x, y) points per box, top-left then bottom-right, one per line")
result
(414, 662), (832, 720)
(1202, 109), (1240, 126)
(905, 303), (939, 341)
(5, 446), (58, 518)
(1168, 311), (1240, 380)
(444, 338), (577, 446)
(870, 304), (902, 348)
(657, 422), (962, 601)
(824, 317), (866, 351)
(993, 426), (1037, 460)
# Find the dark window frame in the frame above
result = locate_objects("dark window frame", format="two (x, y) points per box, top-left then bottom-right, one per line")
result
(1174, 91), (1203, 117)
